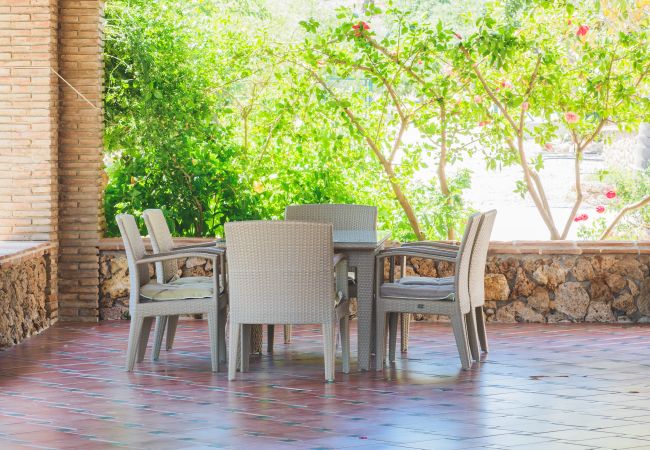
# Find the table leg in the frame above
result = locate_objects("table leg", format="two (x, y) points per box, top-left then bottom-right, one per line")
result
(350, 252), (374, 371)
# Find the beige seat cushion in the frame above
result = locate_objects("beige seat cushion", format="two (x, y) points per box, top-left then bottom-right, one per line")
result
(399, 276), (453, 286)
(141, 277), (219, 301)
(380, 282), (455, 300)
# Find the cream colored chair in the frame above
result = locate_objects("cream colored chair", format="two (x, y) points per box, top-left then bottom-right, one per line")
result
(117, 213), (227, 371)
(283, 204), (376, 346)
(401, 210), (497, 359)
(225, 221), (350, 382)
(142, 209), (226, 361)
(375, 213), (482, 370)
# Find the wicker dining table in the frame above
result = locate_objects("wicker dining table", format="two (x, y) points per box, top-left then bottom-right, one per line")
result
(217, 229), (390, 371)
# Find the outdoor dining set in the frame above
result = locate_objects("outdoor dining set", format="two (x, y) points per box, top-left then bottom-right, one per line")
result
(116, 204), (496, 382)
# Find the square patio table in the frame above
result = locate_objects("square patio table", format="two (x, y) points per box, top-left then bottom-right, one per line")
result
(216, 229), (390, 371)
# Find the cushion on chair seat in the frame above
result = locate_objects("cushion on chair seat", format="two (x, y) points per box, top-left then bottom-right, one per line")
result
(141, 279), (215, 301)
(399, 276), (454, 286)
(380, 282), (455, 300)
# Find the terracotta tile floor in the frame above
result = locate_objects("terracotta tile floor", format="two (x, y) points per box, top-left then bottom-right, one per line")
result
(1, 321), (650, 449)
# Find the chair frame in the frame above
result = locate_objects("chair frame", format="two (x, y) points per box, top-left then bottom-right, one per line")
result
(375, 212), (482, 370)
(117, 214), (227, 372)
(225, 221), (351, 382)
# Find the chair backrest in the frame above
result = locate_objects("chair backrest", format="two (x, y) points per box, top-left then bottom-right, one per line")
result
(453, 212), (482, 315)
(285, 204), (377, 231)
(116, 214), (150, 305)
(142, 209), (178, 283)
(468, 210), (497, 307)
(225, 221), (335, 324)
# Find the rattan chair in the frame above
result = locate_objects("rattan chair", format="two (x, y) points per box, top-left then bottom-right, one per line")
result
(142, 209), (226, 360)
(117, 213), (227, 371)
(225, 221), (350, 382)
(401, 210), (497, 359)
(283, 204), (377, 346)
(375, 212), (482, 370)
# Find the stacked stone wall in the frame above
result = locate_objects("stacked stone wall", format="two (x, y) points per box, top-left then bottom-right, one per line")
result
(0, 245), (54, 348)
(98, 239), (650, 324)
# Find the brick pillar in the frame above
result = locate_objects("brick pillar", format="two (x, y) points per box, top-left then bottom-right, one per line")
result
(0, 1), (60, 320)
(57, 0), (104, 321)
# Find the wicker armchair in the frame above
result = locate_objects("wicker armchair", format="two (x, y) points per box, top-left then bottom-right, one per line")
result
(117, 214), (227, 371)
(284, 204), (377, 345)
(142, 209), (226, 360)
(401, 210), (497, 359)
(225, 221), (350, 382)
(375, 212), (482, 370)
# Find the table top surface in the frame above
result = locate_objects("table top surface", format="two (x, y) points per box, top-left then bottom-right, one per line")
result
(214, 230), (390, 250)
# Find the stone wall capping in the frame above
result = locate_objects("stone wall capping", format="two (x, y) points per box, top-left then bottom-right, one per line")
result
(0, 241), (55, 268)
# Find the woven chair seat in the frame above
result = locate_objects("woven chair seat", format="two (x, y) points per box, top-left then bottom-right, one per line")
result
(380, 282), (455, 300)
(399, 276), (454, 286)
(141, 278), (223, 301)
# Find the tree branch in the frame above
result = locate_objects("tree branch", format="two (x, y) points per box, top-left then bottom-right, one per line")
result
(600, 194), (650, 240)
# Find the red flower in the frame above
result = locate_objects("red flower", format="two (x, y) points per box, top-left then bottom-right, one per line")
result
(596, 205), (605, 213)
(574, 215), (582, 222)
(479, 120), (490, 127)
(606, 190), (616, 199)
(581, 213), (589, 220)
(544, 143), (554, 151)
(453, 32), (463, 40)
(352, 21), (370, 36)
(574, 213), (589, 222)
(500, 80), (512, 89)
(521, 102), (530, 111)
(567, 19), (572, 25)
(576, 25), (589, 37)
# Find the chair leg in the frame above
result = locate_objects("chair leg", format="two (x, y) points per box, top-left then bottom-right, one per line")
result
(136, 317), (154, 363)
(152, 316), (167, 361)
(400, 313), (410, 353)
(228, 321), (240, 381)
(284, 324), (292, 344)
(241, 324), (251, 373)
(375, 308), (387, 371)
(323, 322), (336, 382)
(207, 308), (219, 372)
(165, 315), (179, 351)
(218, 307), (228, 364)
(267, 324), (275, 353)
(476, 307), (489, 353)
(388, 312), (398, 363)
(339, 315), (350, 374)
(250, 324), (263, 354)
(465, 311), (481, 362)
(450, 313), (472, 370)
(126, 315), (143, 371)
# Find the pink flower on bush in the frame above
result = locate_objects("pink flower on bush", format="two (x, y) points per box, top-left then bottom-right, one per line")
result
(606, 190), (616, 199)
(500, 80), (512, 89)
(544, 143), (554, 151)
(576, 25), (589, 37)
(521, 102), (530, 111)
(479, 120), (490, 127)
(596, 205), (605, 213)
(453, 32), (463, 40)
(567, 19), (572, 25)
(565, 112), (579, 123)
(474, 95), (483, 104)
(574, 213), (589, 222)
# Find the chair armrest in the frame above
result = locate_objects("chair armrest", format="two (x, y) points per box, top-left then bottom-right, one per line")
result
(137, 247), (224, 265)
(173, 239), (224, 250)
(402, 241), (460, 251)
(376, 247), (457, 263)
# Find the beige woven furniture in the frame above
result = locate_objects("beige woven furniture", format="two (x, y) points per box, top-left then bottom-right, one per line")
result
(225, 221), (351, 382)
(284, 204), (380, 368)
(117, 213), (227, 371)
(401, 210), (497, 359)
(375, 212), (482, 370)
(142, 209), (226, 360)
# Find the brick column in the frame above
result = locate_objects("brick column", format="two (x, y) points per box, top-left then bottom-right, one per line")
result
(0, 0), (60, 320)
(57, 0), (104, 321)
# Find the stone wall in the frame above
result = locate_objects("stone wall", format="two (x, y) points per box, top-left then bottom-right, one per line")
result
(0, 244), (55, 349)
(98, 239), (650, 324)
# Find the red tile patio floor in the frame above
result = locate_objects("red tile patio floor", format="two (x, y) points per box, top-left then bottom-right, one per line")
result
(1, 321), (650, 449)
